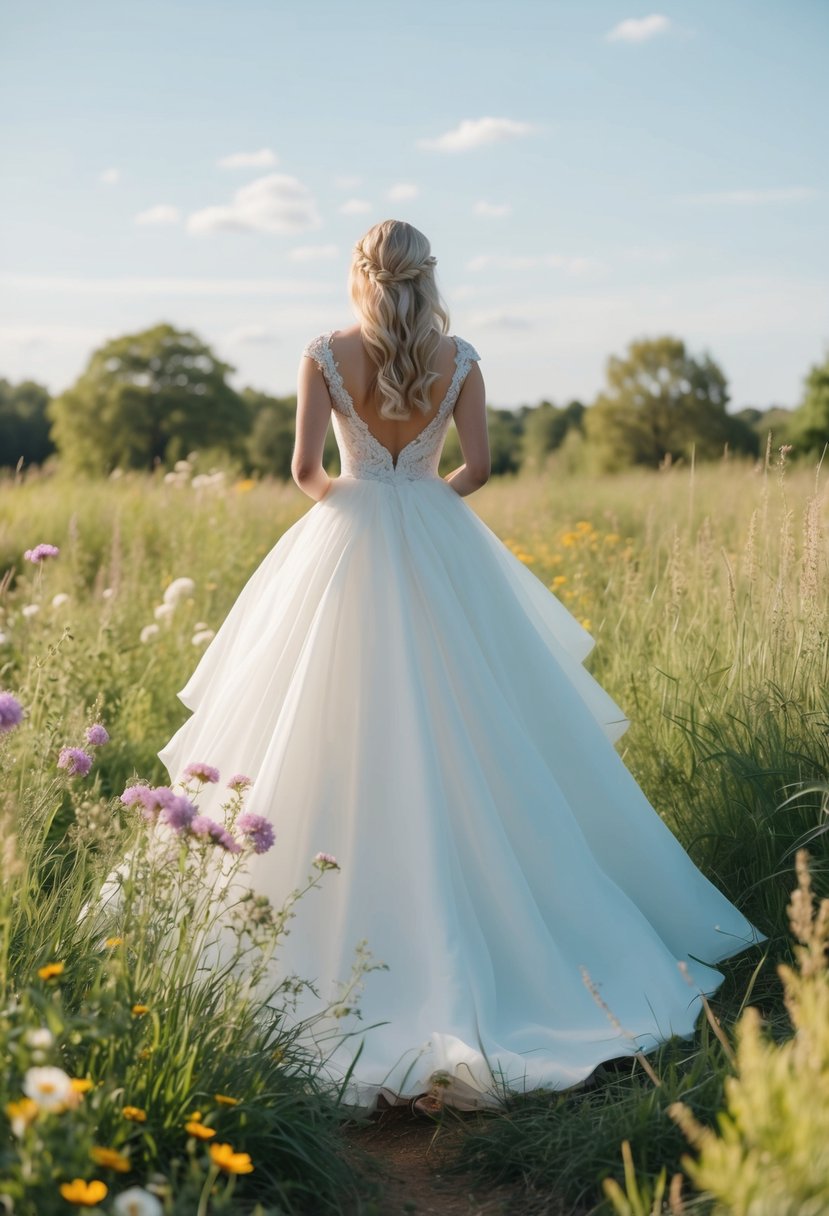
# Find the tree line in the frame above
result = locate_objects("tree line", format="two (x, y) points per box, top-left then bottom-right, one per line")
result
(2, 322), (826, 478)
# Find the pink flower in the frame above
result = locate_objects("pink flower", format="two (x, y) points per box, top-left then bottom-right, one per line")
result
(24, 543), (60, 563)
(85, 723), (110, 746)
(227, 774), (252, 792)
(182, 762), (220, 785)
(313, 852), (340, 871)
(236, 812), (275, 854)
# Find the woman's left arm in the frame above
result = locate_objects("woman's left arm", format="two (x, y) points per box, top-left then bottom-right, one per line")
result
(291, 354), (334, 501)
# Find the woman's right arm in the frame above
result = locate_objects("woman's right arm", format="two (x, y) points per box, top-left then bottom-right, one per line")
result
(443, 361), (491, 496)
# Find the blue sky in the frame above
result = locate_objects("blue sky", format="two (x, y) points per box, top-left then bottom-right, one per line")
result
(2, 0), (827, 411)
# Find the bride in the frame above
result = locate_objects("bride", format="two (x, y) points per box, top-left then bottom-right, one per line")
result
(156, 218), (766, 1118)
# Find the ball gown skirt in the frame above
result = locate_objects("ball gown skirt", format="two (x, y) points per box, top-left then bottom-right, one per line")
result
(151, 332), (767, 1112)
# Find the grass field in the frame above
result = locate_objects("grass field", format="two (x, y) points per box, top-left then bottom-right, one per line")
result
(1, 448), (827, 1214)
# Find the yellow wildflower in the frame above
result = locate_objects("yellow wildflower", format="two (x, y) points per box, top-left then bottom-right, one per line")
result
(604, 533), (620, 545)
(104, 936), (123, 947)
(59, 1179), (108, 1206)
(186, 1110), (202, 1122)
(71, 1078), (94, 1093)
(552, 575), (567, 587)
(580, 619), (592, 631)
(214, 1093), (239, 1106)
(90, 1146), (131, 1172)
(234, 479), (255, 493)
(122, 1105), (147, 1122)
(37, 961), (64, 980)
(131, 1004), (149, 1016)
(210, 1142), (255, 1174)
(186, 1120), (217, 1139)
(5, 1097), (38, 1135)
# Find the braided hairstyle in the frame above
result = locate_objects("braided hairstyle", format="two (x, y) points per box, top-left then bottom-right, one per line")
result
(348, 219), (451, 421)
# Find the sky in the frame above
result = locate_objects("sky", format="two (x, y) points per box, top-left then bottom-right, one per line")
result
(1, 0), (828, 412)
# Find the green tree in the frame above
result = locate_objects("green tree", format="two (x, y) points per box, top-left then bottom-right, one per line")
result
(790, 347), (829, 456)
(584, 336), (741, 471)
(48, 323), (250, 474)
(0, 378), (54, 468)
(521, 398), (585, 470)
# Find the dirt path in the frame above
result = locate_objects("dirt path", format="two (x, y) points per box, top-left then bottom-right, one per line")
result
(341, 1106), (566, 1216)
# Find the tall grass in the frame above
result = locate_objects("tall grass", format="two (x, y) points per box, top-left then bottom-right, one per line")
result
(1, 448), (827, 1212)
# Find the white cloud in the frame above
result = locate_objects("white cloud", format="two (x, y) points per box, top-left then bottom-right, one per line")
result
(469, 312), (534, 331)
(135, 204), (180, 226)
(289, 244), (339, 261)
(338, 198), (372, 214)
(474, 200), (512, 218)
(417, 117), (535, 153)
(99, 167), (120, 185)
(186, 174), (322, 235)
(0, 324), (107, 348)
(334, 174), (362, 190)
(606, 14), (670, 43)
(224, 324), (280, 345)
(1, 273), (336, 297)
(387, 182), (419, 201)
(467, 253), (603, 276)
(676, 187), (819, 205)
(217, 148), (278, 170)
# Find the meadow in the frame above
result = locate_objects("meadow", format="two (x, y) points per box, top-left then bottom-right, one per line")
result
(1, 445), (827, 1215)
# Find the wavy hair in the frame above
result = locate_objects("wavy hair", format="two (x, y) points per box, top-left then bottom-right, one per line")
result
(348, 219), (451, 421)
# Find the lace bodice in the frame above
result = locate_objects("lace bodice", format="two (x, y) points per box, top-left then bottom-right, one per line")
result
(302, 330), (481, 484)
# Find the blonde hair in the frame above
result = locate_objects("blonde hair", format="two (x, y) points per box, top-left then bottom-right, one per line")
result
(349, 219), (451, 420)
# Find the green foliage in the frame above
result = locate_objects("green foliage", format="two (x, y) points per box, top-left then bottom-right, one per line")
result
(0, 378), (54, 469)
(790, 346), (829, 456)
(521, 398), (585, 471)
(48, 323), (251, 475)
(585, 336), (755, 471)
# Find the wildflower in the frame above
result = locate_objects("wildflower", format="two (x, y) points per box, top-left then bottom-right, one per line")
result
(23, 1065), (74, 1112)
(122, 1105), (147, 1122)
(51, 592), (70, 608)
(131, 1004), (150, 1016)
(236, 812), (276, 855)
(86, 723), (110, 746)
(158, 794), (197, 834)
(185, 1120), (217, 1139)
(21, 603), (40, 618)
(24, 543), (59, 563)
(5, 1096), (39, 1136)
(0, 691), (23, 733)
(183, 761), (220, 784)
(189, 815), (242, 853)
(163, 576), (195, 606)
(227, 773), (252, 792)
(90, 1145), (131, 1172)
(105, 936), (123, 947)
(58, 746), (93, 777)
(214, 1093), (239, 1106)
(71, 1078), (94, 1094)
(552, 575), (567, 587)
(580, 619), (592, 631)
(140, 623), (160, 644)
(114, 1187), (163, 1216)
(313, 852), (340, 871)
(209, 1142), (255, 1174)
(24, 1027), (54, 1050)
(191, 629), (215, 646)
(37, 961), (65, 980)
(153, 602), (176, 623)
(120, 784), (176, 822)
(59, 1178), (108, 1206)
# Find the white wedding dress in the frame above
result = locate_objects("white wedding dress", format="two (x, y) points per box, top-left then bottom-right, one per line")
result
(155, 330), (766, 1111)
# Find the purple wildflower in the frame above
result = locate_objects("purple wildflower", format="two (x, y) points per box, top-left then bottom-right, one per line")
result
(0, 692), (24, 734)
(57, 747), (93, 777)
(189, 815), (242, 853)
(182, 762), (220, 785)
(24, 544), (60, 563)
(85, 723), (110, 746)
(227, 774), (252, 792)
(158, 794), (197, 834)
(236, 812), (275, 855)
(313, 852), (340, 871)
(120, 784), (176, 821)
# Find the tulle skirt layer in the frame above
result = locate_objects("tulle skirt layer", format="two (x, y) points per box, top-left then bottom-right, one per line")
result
(153, 474), (765, 1111)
